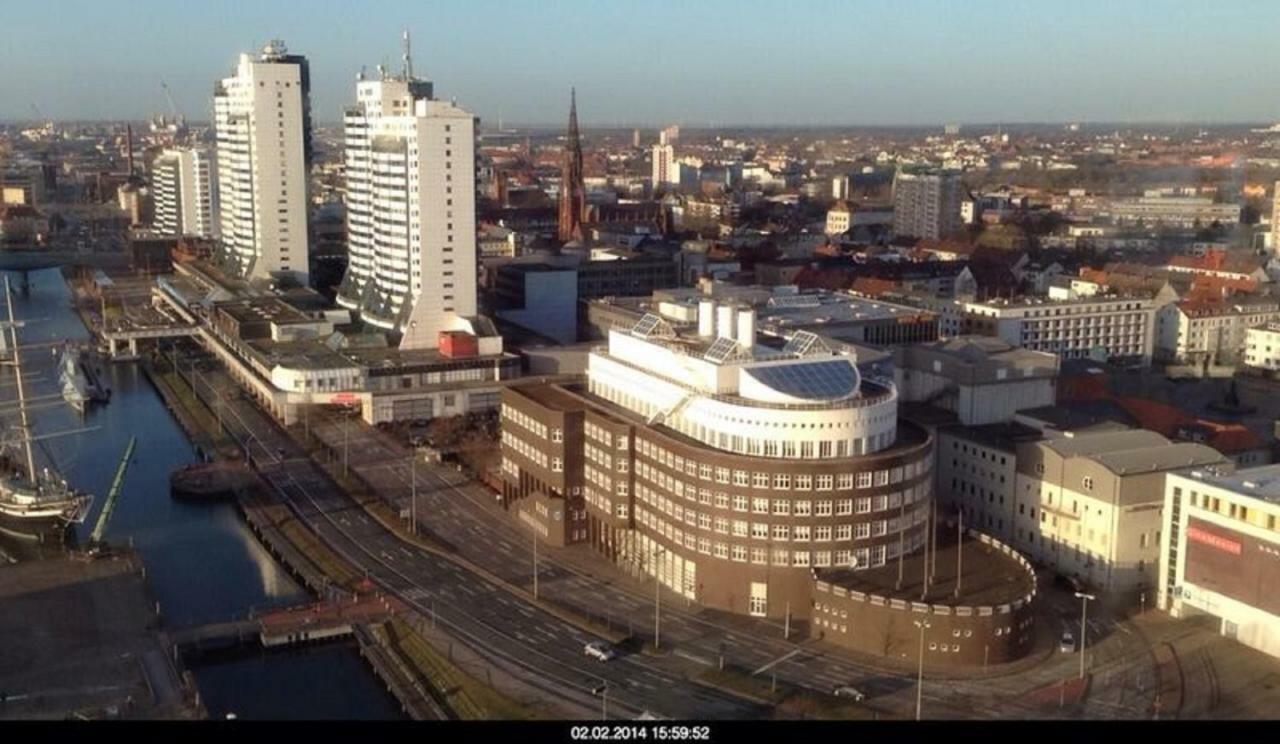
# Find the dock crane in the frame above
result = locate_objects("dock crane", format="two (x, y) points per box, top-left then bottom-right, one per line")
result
(87, 435), (136, 555)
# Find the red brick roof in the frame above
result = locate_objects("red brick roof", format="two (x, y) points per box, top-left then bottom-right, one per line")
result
(1058, 379), (1267, 454)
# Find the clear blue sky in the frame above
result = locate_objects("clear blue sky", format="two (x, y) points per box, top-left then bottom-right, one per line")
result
(2, 0), (1277, 126)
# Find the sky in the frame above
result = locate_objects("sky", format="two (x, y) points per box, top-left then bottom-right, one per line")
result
(2, 0), (1279, 127)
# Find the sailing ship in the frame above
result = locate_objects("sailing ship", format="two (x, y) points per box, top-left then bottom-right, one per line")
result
(0, 278), (93, 532)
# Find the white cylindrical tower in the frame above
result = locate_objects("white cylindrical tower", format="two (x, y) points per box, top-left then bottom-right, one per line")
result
(698, 299), (716, 337)
(716, 304), (735, 339)
(737, 308), (756, 350)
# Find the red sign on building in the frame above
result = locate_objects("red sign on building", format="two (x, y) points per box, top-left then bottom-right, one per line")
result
(1186, 525), (1243, 556)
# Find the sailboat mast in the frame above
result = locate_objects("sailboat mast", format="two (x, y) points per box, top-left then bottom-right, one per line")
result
(5, 277), (37, 482)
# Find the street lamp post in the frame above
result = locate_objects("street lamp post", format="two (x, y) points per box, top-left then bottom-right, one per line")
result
(1075, 591), (1096, 680)
(532, 528), (539, 601)
(410, 452), (418, 537)
(593, 682), (609, 721)
(914, 618), (931, 721)
(653, 546), (665, 650)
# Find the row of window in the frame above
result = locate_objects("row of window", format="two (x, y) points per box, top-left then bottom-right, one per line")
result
(501, 405), (547, 440)
(637, 436), (926, 491)
(585, 420), (629, 450)
(500, 430), (548, 470)
(635, 459), (930, 517)
(590, 379), (892, 460)
(634, 504), (920, 568)
(1182, 487), (1280, 533)
(635, 481), (928, 542)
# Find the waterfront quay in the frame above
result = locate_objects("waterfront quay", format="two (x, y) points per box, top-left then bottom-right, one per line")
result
(0, 550), (199, 720)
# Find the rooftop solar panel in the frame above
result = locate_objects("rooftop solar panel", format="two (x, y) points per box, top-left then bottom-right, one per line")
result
(743, 358), (861, 401)
(704, 336), (747, 363)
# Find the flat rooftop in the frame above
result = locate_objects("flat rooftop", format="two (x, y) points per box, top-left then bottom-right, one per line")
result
(245, 339), (358, 371)
(215, 298), (313, 326)
(343, 346), (514, 370)
(818, 528), (1034, 607)
(1182, 464), (1280, 504)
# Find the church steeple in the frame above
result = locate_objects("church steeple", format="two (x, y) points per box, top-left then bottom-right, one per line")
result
(558, 88), (586, 243)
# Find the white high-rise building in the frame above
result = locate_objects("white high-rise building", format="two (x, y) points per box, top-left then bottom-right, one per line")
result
(651, 143), (675, 189)
(892, 170), (962, 240)
(213, 39), (312, 283)
(1271, 180), (1280, 256)
(337, 37), (478, 349)
(153, 148), (217, 238)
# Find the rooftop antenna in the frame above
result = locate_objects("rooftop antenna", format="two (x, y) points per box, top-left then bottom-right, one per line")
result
(402, 29), (413, 80)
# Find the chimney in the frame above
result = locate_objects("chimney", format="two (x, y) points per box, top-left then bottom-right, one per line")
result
(126, 124), (134, 177)
(697, 299), (716, 337)
(737, 308), (756, 350)
(716, 304), (735, 339)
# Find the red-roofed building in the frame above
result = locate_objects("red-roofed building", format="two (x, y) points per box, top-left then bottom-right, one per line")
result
(1166, 249), (1268, 285)
(1058, 378), (1272, 466)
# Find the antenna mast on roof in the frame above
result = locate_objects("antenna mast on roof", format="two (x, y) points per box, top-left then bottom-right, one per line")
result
(402, 29), (413, 80)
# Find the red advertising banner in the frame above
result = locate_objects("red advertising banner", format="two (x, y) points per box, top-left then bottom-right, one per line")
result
(1186, 525), (1243, 556)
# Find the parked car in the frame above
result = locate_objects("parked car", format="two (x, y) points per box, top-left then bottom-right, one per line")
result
(583, 641), (617, 662)
(1060, 631), (1076, 653)
(832, 685), (866, 701)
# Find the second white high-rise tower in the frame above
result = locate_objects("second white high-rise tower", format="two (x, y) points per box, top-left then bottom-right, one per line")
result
(337, 34), (478, 350)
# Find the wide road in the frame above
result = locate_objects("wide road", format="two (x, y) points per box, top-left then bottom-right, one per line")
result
(174, 353), (765, 720)
(304, 405), (1163, 720)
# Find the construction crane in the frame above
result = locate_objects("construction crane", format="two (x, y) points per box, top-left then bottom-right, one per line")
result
(159, 81), (181, 120)
(88, 436), (136, 553)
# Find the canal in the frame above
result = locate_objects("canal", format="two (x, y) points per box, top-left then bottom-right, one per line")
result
(0, 268), (402, 720)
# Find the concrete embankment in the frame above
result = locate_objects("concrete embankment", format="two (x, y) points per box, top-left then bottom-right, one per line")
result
(0, 551), (201, 720)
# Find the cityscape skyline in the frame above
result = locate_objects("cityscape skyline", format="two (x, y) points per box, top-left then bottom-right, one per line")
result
(4, 0), (1280, 126)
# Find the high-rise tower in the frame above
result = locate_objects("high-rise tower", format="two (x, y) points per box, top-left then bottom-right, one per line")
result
(557, 89), (586, 243)
(337, 33), (479, 349)
(213, 39), (312, 282)
(153, 147), (217, 238)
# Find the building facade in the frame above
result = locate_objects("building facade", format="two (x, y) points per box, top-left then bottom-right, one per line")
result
(652, 143), (676, 189)
(1243, 324), (1280, 373)
(1161, 466), (1280, 659)
(153, 147), (217, 239)
(213, 40), (312, 282)
(901, 293), (1161, 365)
(500, 305), (934, 621)
(1012, 429), (1226, 595)
(894, 337), (1059, 426)
(892, 171), (962, 241)
(1155, 299), (1280, 365)
(336, 57), (478, 349)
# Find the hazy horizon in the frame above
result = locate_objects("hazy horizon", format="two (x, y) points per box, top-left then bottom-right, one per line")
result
(4, 0), (1280, 127)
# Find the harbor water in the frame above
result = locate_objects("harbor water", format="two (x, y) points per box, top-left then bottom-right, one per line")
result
(0, 268), (402, 719)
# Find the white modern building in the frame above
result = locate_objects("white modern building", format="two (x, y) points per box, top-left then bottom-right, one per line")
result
(336, 43), (479, 349)
(901, 293), (1163, 365)
(153, 147), (217, 238)
(1155, 299), (1280, 365)
(651, 143), (676, 189)
(892, 170), (962, 240)
(1244, 324), (1280, 372)
(1161, 467), (1280, 660)
(213, 40), (312, 282)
